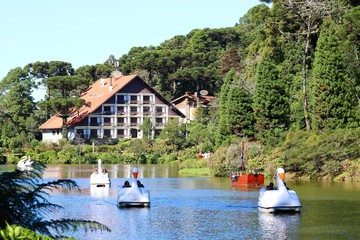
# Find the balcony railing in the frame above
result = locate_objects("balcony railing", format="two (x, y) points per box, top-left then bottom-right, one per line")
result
(89, 123), (103, 126)
(143, 111), (153, 116)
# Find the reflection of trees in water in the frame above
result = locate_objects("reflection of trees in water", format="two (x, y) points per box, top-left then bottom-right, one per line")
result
(43, 164), (181, 179)
(258, 212), (301, 239)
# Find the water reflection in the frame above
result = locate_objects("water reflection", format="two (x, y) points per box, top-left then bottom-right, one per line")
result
(90, 185), (110, 197)
(258, 212), (301, 239)
(1, 164), (360, 239)
(41, 164), (181, 179)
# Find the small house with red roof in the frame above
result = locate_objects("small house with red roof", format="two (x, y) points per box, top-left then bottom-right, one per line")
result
(171, 92), (214, 121)
(39, 74), (185, 143)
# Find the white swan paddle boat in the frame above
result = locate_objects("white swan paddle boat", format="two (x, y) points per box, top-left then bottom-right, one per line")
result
(17, 156), (34, 171)
(117, 167), (150, 208)
(258, 167), (302, 213)
(90, 159), (110, 187)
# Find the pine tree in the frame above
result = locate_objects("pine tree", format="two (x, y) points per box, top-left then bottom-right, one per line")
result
(312, 18), (358, 130)
(227, 82), (256, 137)
(253, 55), (290, 141)
(215, 69), (236, 147)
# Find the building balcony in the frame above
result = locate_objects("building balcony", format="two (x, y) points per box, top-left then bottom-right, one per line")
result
(130, 111), (140, 116)
(89, 123), (103, 126)
(143, 111), (153, 116)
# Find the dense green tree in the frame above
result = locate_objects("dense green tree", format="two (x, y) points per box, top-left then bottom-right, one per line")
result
(158, 118), (186, 150)
(227, 82), (256, 137)
(253, 55), (290, 142)
(41, 76), (89, 139)
(186, 121), (214, 153)
(215, 69), (236, 147)
(343, 6), (360, 102)
(312, 18), (358, 130)
(76, 64), (114, 84)
(0, 68), (38, 148)
(236, 4), (270, 93)
(159, 35), (188, 50)
(169, 66), (221, 100)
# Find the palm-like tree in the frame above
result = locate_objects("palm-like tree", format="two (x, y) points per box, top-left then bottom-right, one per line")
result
(0, 162), (110, 239)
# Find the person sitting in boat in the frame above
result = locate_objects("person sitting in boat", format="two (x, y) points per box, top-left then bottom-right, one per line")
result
(230, 171), (238, 182)
(266, 182), (275, 190)
(137, 180), (144, 188)
(123, 180), (131, 188)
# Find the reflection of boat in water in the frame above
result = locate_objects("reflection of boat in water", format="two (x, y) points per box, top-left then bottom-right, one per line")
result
(230, 141), (264, 186)
(117, 167), (150, 208)
(258, 168), (301, 213)
(90, 184), (110, 197)
(90, 159), (110, 187)
(231, 183), (262, 192)
(258, 211), (301, 239)
(17, 156), (34, 171)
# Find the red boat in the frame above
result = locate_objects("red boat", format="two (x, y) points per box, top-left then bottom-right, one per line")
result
(231, 172), (264, 186)
(230, 141), (264, 186)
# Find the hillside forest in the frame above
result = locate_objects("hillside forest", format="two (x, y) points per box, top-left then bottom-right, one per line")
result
(0, 0), (359, 181)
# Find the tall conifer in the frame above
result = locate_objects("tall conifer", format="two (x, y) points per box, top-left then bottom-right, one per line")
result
(227, 82), (255, 137)
(253, 55), (290, 141)
(215, 69), (236, 147)
(312, 18), (358, 130)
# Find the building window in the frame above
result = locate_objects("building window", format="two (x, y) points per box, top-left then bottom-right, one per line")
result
(130, 95), (138, 104)
(143, 95), (150, 104)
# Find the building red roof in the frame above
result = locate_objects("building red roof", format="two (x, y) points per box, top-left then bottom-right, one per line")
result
(39, 74), (143, 130)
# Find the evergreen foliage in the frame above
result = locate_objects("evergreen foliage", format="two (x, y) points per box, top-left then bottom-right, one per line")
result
(215, 69), (236, 147)
(312, 18), (358, 130)
(0, 163), (110, 238)
(253, 55), (290, 143)
(0, 2), (359, 180)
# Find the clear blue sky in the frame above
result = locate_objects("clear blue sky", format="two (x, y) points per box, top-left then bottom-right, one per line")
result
(1, 0), (265, 99)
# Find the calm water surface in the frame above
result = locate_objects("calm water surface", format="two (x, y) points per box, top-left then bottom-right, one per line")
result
(1, 164), (360, 240)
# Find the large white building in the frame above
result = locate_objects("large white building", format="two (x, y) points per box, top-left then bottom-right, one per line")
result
(39, 74), (185, 143)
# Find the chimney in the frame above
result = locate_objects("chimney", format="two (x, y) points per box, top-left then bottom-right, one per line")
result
(109, 77), (113, 91)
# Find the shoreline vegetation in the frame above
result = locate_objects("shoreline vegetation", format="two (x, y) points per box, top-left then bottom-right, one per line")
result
(2, 129), (359, 183)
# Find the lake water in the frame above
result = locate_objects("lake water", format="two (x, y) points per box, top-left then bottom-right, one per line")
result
(1, 164), (360, 239)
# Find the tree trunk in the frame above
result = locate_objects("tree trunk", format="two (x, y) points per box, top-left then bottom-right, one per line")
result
(302, 26), (311, 130)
